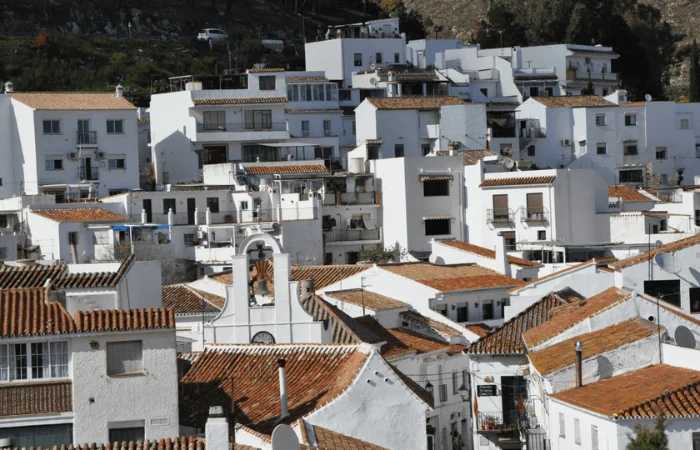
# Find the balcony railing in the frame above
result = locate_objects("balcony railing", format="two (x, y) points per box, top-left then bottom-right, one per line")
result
(491, 127), (516, 138)
(324, 228), (381, 242)
(521, 207), (549, 222)
(520, 127), (545, 139)
(197, 122), (287, 133)
(79, 166), (99, 181)
(323, 191), (380, 206)
(131, 208), (317, 225)
(487, 208), (514, 224)
(77, 131), (97, 145)
(477, 411), (520, 434)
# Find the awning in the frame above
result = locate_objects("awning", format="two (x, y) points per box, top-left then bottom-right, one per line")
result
(362, 213), (376, 230)
(112, 224), (170, 231)
(422, 216), (454, 220)
(419, 174), (453, 181)
(488, 118), (509, 127)
(642, 212), (690, 217)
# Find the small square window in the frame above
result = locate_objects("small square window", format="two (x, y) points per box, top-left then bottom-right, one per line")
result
(259, 76), (276, 90)
(624, 143), (638, 155)
(43, 120), (61, 134)
(559, 413), (566, 438)
(656, 147), (667, 160)
(207, 197), (220, 213)
(354, 53), (362, 67)
(394, 144), (404, 158)
(680, 118), (690, 130)
(527, 145), (535, 157)
(108, 158), (126, 169)
(106, 341), (143, 376)
(595, 114), (606, 126)
(184, 234), (194, 247)
(106, 120), (124, 134)
(538, 230), (546, 241)
(597, 143), (607, 155)
(375, 53), (383, 64)
(240, 201), (249, 210)
(422, 144), (431, 156)
(625, 114), (637, 126)
(394, 53), (400, 63)
(574, 418), (581, 444)
(45, 159), (64, 170)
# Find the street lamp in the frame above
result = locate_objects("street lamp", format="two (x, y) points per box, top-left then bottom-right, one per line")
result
(458, 384), (469, 402)
(425, 381), (434, 397)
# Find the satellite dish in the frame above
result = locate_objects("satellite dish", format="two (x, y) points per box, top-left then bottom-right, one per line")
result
(655, 240), (663, 248)
(504, 159), (516, 171)
(369, 77), (379, 86)
(271, 424), (300, 450)
(654, 252), (682, 274)
(675, 326), (696, 349)
(645, 94), (652, 102)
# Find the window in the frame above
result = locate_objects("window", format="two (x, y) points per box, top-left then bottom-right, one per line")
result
(596, 143), (607, 155)
(656, 147), (667, 160)
(43, 120), (61, 134)
(691, 288), (700, 313)
(538, 230), (546, 241)
(452, 372), (459, 394)
(456, 304), (468, 322)
(394, 53), (400, 63)
(492, 194), (509, 221)
(574, 418), (581, 444)
(425, 219), (450, 236)
(696, 209), (700, 227)
(109, 427), (145, 443)
(240, 201), (249, 210)
(45, 159), (63, 170)
(559, 413), (566, 438)
(595, 114), (606, 126)
(354, 53), (362, 66)
(301, 120), (310, 136)
(394, 144), (404, 158)
(259, 75), (276, 90)
(480, 88), (488, 97)
(527, 145), (535, 157)
(526, 193), (544, 219)
(660, 219), (667, 232)
(106, 120), (124, 134)
(619, 170), (643, 183)
(108, 158), (126, 170)
(625, 114), (637, 126)
(591, 425), (599, 450)
(184, 234), (195, 247)
(0, 247), (6, 260)
(482, 301), (494, 320)
(644, 280), (680, 307)
(325, 253), (333, 265)
(579, 140), (586, 153)
(375, 53), (383, 64)
(207, 197), (220, 213)
(202, 111), (226, 130)
(346, 252), (360, 264)
(624, 142), (638, 155)
(0, 342), (67, 382)
(163, 198), (176, 214)
(503, 231), (516, 251)
(243, 110), (273, 130)
(424, 179), (449, 197)
(422, 143), (431, 156)
(696, 144), (700, 158)
(681, 118), (690, 130)
(439, 384), (447, 403)
(462, 370), (469, 392)
(107, 341), (143, 376)
(339, 89), (352, 101)
(694, 432), (700, 450)
(67, 231), (78, 245)
(323, 120), (332, 136)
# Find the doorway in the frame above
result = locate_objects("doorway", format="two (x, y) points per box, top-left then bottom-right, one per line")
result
(187, 198), (196, 225)
(143, 199), (152, 223)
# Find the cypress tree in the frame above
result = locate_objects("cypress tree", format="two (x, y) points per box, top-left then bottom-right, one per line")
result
(689, 39), (700, 102)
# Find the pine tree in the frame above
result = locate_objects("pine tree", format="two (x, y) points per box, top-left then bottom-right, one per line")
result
(690, 39), (700, 102)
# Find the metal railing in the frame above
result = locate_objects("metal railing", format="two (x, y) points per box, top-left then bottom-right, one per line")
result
(79, 166), (99, 181)
(324, 228), (381, 242)
(77, 131), (97, 145)
(521, 207), (549, 222)
(487, 208), (514, 223)
(491, 127), (516, 138)
(323, 191), (380, 206)
(477, 411), (519, 433)
(131, 208), (317, 225)
(197, 122), (287, 133)
(520, 127), (545, 139)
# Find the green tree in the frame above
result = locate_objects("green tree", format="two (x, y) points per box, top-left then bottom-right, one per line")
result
(359, 244), (407, 264)
(690, 39), (700, 101)
(474, 1), (527, 48)
(626, 416), (668, 450)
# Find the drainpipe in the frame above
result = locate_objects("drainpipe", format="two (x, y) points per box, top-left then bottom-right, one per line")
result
(278, 359), (289, 418)
(575, 341), (583, 388)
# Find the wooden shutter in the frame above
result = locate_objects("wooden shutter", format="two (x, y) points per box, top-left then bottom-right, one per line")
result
(492, 195), (508, 211)
(503, 231), (515, 240)
(527, 193), (543, 212)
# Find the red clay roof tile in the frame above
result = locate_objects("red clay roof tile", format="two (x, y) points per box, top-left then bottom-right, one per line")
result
(532, 96), (616, 108)
(243, 164), (329, 174)
(162, 284), (223, 315)
(31, 208), (131, 223)
(380, 262), (523, 292)
(192, 97), (286, 105)
(439, 240), (543, 267)
(608, 185), (651, 202)
(610, 233), (700, 270)
(325, 289), (410, 311)
(74, 308), (175, 333)
(11, 92), (137, 110)
(480, 176), (556, 187)
(0, 380), (72, 418)
(0, 288), (76, 337)
(367, 96), (466, 110)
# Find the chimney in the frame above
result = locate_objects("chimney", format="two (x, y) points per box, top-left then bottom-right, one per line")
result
(115, 84), (124, 99)
(4, 81), (13, 93)
(205, 406), (230, 450)
(574, 341), (583, 388)
(278, 359), (289, 418)
(494, 232), (511, 277)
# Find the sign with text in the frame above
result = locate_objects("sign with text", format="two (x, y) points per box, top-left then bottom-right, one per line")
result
(477, 385), (498, 397)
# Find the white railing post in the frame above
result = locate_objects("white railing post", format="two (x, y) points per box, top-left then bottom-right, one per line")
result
(194, 207), (200, 225)
(168, 208), (173, 226)
(141, 209), (147, 224)
(206, 207), (212, 225)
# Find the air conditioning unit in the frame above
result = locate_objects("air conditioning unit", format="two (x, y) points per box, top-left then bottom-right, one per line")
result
(561, 139), (572, 147)
(68, 152), (78, 160)
(97, 152), (106, 159)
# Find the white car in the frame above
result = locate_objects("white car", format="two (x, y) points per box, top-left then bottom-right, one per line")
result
(197, 28), (228, 43)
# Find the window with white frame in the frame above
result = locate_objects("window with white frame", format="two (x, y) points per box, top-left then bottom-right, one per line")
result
(559, 413), (565, 437)
(625, 114), (637, 126)
(108, 156), (126, 170)
(43, 120), (61, 134)
(680, 118), (690, 130)
(596, 143), (607, 155)
(656, 147), (667, 160)
(106, 120), (124, 134)
(106, 341), (143, 376)
(591, 425), (599, 450)
(624, 142), (638, 155)
(0, 341), (68, 382)
(323, 120), (332, 136)
(574, 418), (581, 444)
(452, 372), (459, 394)
(595, 114), (605, 126)
(439, 384), (447, 402)
(184, 233), (195, 247)
(45, 158), (64, 170)
(301, 121), (310, 137)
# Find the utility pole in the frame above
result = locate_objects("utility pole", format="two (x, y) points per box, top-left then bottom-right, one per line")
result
(360, 276), (371, 316)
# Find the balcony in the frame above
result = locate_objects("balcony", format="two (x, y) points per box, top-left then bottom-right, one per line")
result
(477, 411), (520, 434)
(194, 122), (289, 142)
(419, 124), (440, 140)
(131, 208), (317, 226)
(79, 166), (99, 181)
(77, 131), (97, 146)
(324, 228), (381, 243)
(567, 69), (618, 82)
(521, 207), (549, 223)
(323, 191), (380, 206)
(487, 209), (514, 224)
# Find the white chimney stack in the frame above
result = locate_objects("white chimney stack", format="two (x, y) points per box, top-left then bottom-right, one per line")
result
(495, 232), (512, 277)
(4, 81), (13, 93)
(115, 84), (124, 98)
(278, 359), (289, 418)
(205, 406), (230, 450)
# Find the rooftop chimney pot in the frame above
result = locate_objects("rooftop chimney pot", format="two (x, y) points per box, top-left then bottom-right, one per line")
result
(4, 81), (13, 93)
(278, 358), (289, 418)
(205, 405), (230, 450)
(115, 84), (124, 99)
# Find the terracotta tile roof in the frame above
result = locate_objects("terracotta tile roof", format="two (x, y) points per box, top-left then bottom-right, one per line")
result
(608, 185), (651, 202)
(243, 164), (329, 174)
(621, 101), (647, 107)
(137, 116), (150, 125)
(325, 289), (409, 312)
(463, 323), (492, 338)
(179, 344), (371, 434)
(532, 96), (616, 108)
(309, 423), (389, 449)
(507, 260), (595, 294)
(31, 207), (131, 223)
(522, 287), (632, 349)
(248, 68), (285, 73)
(286, 108), (343, 114)
(367, 96), (466, 110)
(74, 308), (175, 333)
(436, 149), (498, 165)
(0, 380), (72, 418)
(0, 288), (76, 337)
(192, 97), (287, 105)
(10, 92), (137, 110)
(610, 233), (700, 270)
(480, 175), (556, 187)
(363, 139), (383, 145)
(303, 295), (378, 344)
(439, 240), (543, 267)
(162, 284), (222, 315)
(467, 288), (584, 355)
(551, 364), (700, 419)
(400, 310), (463, 338)
(3, 437), (258, 450)
(0, 255), (135, 289)
(380, 262), (523, 292)
(286, 75), (328, 82)
(189, 287), (226, 309)
(357, 316), (450, 360)
(529, 317), (658, 375)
